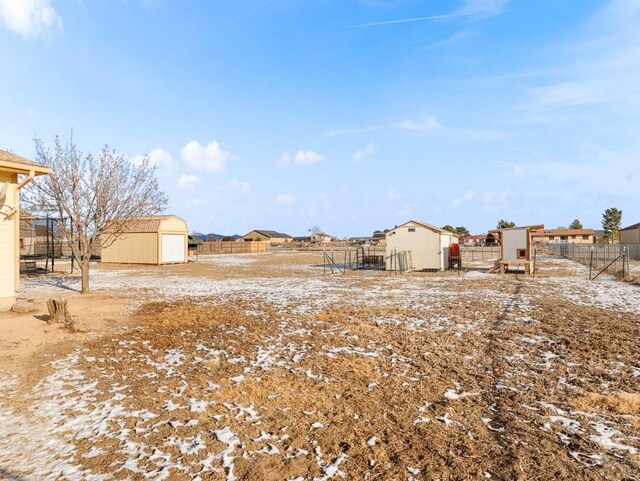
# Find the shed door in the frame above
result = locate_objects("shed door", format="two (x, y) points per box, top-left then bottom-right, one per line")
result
(161, 234), (185, 263)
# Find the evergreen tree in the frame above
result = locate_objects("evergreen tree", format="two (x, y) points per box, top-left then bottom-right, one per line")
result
(601, 208), (622, 243)
(455, 226), (470, 237)
(496, 219), (516, 229)
(569, 219), (583, 229)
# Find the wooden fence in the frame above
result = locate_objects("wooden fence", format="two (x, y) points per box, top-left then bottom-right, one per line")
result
(198, 241), (267, 254)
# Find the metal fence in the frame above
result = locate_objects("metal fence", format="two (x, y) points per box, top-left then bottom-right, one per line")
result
(460, 246), (501, 264)
(547, 243), (639, 278)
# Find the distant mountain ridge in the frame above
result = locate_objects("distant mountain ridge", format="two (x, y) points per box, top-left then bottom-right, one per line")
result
(191, 232), (242, 240)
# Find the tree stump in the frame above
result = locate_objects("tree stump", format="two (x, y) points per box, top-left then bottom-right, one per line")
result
(46, 298), (75, 330)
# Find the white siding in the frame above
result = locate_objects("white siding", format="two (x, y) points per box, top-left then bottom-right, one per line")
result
(386, 223), (442, 271)
(502, 229), (528, 261)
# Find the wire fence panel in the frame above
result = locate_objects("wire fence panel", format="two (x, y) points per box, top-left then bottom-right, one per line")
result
(547, 243), (639, 277)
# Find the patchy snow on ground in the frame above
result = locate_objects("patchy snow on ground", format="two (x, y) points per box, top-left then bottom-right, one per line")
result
(6, 251), (640, 480)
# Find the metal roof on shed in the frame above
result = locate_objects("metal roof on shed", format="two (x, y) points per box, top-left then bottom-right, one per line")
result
(105, 216), (186, 233)
(621, 222), (640, 231)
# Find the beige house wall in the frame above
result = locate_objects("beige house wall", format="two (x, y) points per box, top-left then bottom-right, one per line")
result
(0, 172), (17, 309)
(533, 234), (595, 244)
(620, 228), (640, 244)
(386, 222), (442, 271)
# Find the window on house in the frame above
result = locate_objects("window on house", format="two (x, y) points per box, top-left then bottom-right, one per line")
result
(549, 236), (555, 240)
(571, 235), (576, 239)
(582, 235), (589, 240)
(408, 228), (416, 232)
(517, 249), (527, 259)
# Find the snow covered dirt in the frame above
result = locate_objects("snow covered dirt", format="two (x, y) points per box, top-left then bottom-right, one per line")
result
(1, 251), (639, 480)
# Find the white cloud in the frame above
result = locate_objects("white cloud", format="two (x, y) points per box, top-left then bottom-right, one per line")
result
(0, 0), (62, 37)
(277, 149), (324, 166)
(353, 143), (377, 162)
(295, 149), (323, 165)
(453, 190), (477, 208)
(388, 189), (406, 202)
(483, 190), (513, 212)
(180, 140), (231, 172)
(526, 0), (640, 113)
(228, 178), (250, 194)
(275, 194), (296, 206)
(131, 148), (174, 169)
(330, 116), (505, 141)
(276, 152), (292, 167)
(395, 116), (443, 133)
(177, 173), (200, 189)
(513, 165), (526, 181)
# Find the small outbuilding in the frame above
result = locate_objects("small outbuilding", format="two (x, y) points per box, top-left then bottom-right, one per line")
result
(101, 215), (188, 265)
(495, 224), (543, 273)
(1, 150), (51, 310)
(385, 220), (459, 271)
(620, 223), (640, 244)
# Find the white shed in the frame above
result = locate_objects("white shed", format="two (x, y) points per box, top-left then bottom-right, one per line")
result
(101, 216), (188, 265)
(620, 223), (640, 244)
(385, 220), (458, 271)
(497, 224), (543, 274)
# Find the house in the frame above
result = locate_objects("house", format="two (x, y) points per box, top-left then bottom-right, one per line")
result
(620, 223), (640, 244)
(461, 234), (487, 246)
(531, 228), (596, 244)
(0, 150), (51, 310)
(385, 220), (459, 271)
(310, 232), (332, 243)
(495, 224), (543, 274)
(101, 215), (188, 265)
(241, 229), (292, 245)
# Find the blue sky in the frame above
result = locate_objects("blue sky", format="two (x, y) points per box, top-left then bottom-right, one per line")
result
(1, 0), (639, 237)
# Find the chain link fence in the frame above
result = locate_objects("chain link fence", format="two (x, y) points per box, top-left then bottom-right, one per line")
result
(547, 243), (639, 278)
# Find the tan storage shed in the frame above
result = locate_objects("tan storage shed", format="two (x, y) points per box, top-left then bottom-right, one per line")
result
(0, 150), (51, 310)
(101, 216), (188, 265)
(385, 220), (458, 271)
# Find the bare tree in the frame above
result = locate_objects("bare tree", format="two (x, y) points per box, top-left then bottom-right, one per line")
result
(24, 135), (168, 294)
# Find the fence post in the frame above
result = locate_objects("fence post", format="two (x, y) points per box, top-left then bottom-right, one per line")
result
(589, 247), (593, 280)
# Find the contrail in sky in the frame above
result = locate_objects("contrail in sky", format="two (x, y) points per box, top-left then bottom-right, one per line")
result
(237, 0), (276, 20)
(349, 11), (476, 28)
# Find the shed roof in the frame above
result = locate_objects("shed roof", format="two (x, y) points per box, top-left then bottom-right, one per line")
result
(0, 149), (51, 175)
(250, 230), (292, 238)
(392, 220), (451, 234)
(105, 215), (186, 234)
(621, 222), (640, 231)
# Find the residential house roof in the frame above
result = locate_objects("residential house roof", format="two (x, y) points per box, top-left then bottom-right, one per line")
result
(250, 230), (292, 239)
(0, 149), (51, 175)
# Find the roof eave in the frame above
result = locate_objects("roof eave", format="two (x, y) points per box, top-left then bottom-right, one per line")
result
(0, 159), (52, 176)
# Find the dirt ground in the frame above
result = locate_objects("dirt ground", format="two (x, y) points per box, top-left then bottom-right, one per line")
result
(1, 251), (639, 481)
